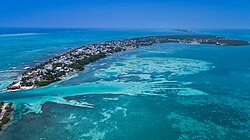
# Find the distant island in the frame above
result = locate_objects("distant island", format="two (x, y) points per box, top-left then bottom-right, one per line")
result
(173, 29), (192, 33)
(3, 35), (249, 92)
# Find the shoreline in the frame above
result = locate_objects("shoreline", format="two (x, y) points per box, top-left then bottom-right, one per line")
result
(3, 34), (249, 92)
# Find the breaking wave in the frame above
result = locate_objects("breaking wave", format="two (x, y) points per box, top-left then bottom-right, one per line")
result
(0, 33), (44, 37)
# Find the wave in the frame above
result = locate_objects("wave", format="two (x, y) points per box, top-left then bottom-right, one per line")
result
(0, 33), (44, 37)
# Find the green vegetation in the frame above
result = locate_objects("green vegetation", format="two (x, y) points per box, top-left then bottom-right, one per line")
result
(70, 52), (106, 70)
(0, 102), (14, 131)
(20, 81), (33, 87)
(5, 104), (14, 112)
(52, 62), (64, 68)
(2, 115), (10, 124)
(35, 80), (55, 86)
(217, 40), (250, 46)
(33, 52), (107, 87)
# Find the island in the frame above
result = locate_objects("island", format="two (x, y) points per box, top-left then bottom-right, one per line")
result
(3, 35), (249, 92)
(0, 102), (14, 131)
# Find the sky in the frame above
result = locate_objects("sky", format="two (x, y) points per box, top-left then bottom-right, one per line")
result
(0, 0), (250, 29)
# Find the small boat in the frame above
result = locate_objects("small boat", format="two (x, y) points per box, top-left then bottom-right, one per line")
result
(24, 67), (30, 70)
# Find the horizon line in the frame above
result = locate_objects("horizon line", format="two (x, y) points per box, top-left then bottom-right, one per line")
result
(0, 27), (250, 30)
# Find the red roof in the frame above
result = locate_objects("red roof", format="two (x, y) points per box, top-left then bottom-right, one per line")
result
(9, 86), (20, 89)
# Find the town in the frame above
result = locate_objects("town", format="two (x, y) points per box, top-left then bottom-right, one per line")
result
(4, 35), (249, 92)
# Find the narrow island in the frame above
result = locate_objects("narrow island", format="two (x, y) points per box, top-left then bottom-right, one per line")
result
(3, 35), (249, 92)
(0, 102), (14, 131)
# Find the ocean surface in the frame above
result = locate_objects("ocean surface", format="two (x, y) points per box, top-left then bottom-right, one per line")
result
(0, 28), (249, 140)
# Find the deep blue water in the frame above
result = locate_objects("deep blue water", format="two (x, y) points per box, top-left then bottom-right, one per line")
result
(0, 28), (249, 140)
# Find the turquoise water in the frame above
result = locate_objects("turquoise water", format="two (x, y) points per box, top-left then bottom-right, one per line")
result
(0, 29), (249, 139)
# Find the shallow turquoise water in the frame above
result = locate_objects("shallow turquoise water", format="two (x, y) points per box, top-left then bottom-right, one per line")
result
(0, 29), (249, 139)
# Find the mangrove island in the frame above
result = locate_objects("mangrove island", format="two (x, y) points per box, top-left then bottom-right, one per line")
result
(0, 102), (14, 131)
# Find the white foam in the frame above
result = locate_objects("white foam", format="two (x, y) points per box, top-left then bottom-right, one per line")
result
(115, 107), (127, 117)
(0, 33), (43, 37)
(103, 97), (119, 101)
(177, 88), (209, 96)
(53, 98), (94, 108)
(69, 113), (76, 120)
(24, 103), (43, 114)
(100, 111), (112, 123)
